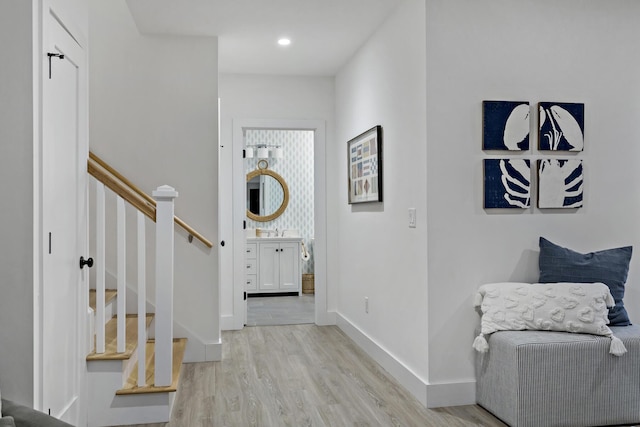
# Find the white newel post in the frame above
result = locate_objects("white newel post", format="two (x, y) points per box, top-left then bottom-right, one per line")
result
(153, 185), (178, 387)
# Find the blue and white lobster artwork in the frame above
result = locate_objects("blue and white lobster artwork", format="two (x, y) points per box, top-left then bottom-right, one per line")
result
(538, 102), (584, 151)
(537, 159), (583, 208)
(483, 101), (530, 151)
(484, 159), (531, 209)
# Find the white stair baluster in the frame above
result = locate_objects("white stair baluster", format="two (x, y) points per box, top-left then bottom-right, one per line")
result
(117, 196), (126, 353)
(153, 185), (178, 387)
(96, 180), (106, 353)
(137, 211), (146, 387)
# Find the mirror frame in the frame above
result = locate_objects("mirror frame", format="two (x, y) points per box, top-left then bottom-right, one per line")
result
(246, 168), (289, 222)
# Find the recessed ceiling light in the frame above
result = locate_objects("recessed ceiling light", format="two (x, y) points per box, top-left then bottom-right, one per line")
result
(278, 38), (291, 46)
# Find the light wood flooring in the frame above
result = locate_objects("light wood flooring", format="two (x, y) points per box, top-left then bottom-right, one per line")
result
(247, 294), (315, 326)
(117, 324), (507, 427)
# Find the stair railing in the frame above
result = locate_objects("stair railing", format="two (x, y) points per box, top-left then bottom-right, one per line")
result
(89, 152), (213, 248)
(88, 152), (210, 387)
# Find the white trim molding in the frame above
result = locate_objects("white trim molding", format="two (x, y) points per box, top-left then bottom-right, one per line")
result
(336, 313), (428, 406)
(205, 340), (222, 362)
(336, 313), (476, 409)
(220, 314), (235, 331)
(426, 380), (476, 408)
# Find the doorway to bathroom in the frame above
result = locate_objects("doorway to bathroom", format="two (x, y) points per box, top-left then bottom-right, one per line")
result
(244, 128), (316, 326)
(226, 118), (328, 331)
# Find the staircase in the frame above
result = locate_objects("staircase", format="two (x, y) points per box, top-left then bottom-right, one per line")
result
(85, 153), (212, 426)
(86, 290), (187, 426)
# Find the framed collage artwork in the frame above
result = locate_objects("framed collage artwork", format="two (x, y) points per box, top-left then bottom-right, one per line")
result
(347, 125), (383, 204)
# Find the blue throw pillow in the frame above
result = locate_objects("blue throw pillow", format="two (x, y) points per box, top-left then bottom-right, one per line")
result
(538, 237), (633, 326)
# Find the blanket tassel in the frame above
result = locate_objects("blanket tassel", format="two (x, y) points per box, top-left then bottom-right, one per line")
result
(609, 335), (627, 357)
(473, 333), (489, 353)
(473, 292), (483, 307)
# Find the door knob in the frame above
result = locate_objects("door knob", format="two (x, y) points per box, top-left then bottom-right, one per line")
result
(79, 256), (94, 269)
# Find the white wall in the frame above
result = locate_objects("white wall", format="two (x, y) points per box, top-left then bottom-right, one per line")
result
(0, 1), (36, 406)
(334, 0), (429, 404)
(218, 74), (335, 328)
(426, 0), (640, 403)
(88, 0), (220, 359)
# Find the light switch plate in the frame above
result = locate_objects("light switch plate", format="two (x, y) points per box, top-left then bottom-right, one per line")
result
(408, 208), (416, 228)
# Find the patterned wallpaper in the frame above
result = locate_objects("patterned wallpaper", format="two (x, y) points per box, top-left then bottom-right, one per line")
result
(245, 130), (315, 274)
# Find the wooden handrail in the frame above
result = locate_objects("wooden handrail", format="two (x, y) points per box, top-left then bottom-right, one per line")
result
(90, 151), (157, 206)
(88, 158), (156, 220)
(88, 152), (213, 248)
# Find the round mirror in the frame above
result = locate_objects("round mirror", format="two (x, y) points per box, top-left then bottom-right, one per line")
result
(246, 168), (289, 222)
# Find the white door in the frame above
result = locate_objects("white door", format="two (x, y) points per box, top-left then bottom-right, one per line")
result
(41, 10), (88, 425)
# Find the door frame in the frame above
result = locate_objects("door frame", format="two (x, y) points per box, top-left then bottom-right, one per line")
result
(231, 118), (329, 329)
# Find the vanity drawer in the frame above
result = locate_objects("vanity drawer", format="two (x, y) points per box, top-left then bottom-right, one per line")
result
(246, 275), (257, 291)
(246, 243), (257, 259)
(246, 259), (257, 275)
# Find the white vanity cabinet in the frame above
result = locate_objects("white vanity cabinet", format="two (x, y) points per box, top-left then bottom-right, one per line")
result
(247, 238), (301, 294)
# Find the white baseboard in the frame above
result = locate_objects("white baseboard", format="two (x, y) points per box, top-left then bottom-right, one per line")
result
(318, 310), (337, 326)
(220, 314), (236, 331)
(426, 381), (476, 408)
(205, 340), (222, 361)
(336, 313), (428, 406)
(335, 313), (477, 408)
(179, 333), (222, 363)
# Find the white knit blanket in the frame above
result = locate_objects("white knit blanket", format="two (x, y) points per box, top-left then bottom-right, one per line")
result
(473, 282), (626, 356)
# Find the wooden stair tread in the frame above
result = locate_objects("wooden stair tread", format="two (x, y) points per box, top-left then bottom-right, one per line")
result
(117, 338), (188, 395)
(89, 289), (117, 311)
(87, 314), (154, 361)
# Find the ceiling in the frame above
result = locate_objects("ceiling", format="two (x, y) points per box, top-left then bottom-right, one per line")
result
(125, 0), (403, 76)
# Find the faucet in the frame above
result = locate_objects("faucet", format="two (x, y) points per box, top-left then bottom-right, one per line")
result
(275, 228), (279, 237)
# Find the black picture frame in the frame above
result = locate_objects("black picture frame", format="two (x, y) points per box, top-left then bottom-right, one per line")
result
(347, 125), (383, 204)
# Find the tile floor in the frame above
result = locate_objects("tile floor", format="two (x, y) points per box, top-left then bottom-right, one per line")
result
(247, 293), (315, 326)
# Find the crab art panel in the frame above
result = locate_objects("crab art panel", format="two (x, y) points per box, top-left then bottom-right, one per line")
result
(483, 101), (530, 150)
(537, 159), (583, 208)
(484, 159), (531, 209)
(538, 102), (584, 151)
